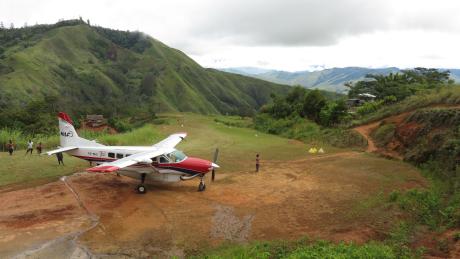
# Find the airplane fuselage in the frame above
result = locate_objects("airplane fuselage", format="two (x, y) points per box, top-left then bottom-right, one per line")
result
(68, 146), (212, 183)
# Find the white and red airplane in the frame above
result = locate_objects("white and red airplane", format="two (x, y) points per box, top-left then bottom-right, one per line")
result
(46, 112), (219, 194)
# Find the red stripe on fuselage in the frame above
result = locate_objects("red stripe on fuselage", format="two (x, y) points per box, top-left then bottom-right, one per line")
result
(74, 155), (212, 173)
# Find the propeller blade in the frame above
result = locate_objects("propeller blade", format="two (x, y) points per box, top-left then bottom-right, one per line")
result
(212, 148), (219, 182)
(213, 148), (219, 163)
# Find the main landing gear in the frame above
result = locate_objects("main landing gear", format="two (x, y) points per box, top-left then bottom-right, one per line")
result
(137, 173), (147, 194)
(198, 174), (206, 192)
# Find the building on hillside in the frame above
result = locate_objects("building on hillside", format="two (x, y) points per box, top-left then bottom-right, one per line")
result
(358, 93), (377, 101)
(347, 93), (377, 108)
(85, 114), (107, 127)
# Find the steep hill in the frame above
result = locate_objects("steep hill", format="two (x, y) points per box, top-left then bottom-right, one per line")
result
(0, 20), (289, 116)
(222, 67), (460, 93)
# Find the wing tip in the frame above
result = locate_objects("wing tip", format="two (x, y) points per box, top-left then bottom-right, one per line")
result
(87, 165), (120, 173)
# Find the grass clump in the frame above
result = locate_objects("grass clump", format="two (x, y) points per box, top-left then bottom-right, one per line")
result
(253, 113), (366, 149)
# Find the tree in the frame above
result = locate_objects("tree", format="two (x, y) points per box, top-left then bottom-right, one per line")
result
(319, 100), (348, 126)
(285, 86), (307, 115)
(402, 67), (450, 87)
(302, 89), (326, 122)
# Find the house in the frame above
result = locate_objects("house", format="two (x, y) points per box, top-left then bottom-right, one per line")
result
(85, 114), (107, 127)
(347, 93), (377, 108)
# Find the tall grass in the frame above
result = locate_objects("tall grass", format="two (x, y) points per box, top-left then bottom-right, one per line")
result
(0, 124), (162, 152)
(0, 128), (59, 151)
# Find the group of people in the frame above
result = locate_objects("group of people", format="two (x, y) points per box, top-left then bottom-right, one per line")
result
(5, 139), (64, 165)
(7, 139), (42, 155)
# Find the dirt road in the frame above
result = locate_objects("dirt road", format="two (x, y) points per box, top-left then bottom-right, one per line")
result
(0, 152), (425, 258)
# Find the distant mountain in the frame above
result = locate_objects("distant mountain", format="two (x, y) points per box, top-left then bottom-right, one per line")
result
(220, 67), (274, 76)
(0, 20), (290, 116)
(221, 67), (460, 93)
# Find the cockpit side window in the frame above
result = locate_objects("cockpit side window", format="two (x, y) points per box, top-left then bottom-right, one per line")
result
(159, 156), (169, 164)
(166, 150), (187, 163)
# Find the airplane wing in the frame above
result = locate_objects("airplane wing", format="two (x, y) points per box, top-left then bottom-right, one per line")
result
(45, 146), (78, 155)
(86, 132), (185, 173)
(152, 132), (187, 149)
(87, 147), (175, 173)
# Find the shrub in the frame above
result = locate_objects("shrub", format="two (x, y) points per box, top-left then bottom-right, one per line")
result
(391, 186), (460, 230)
(357, 100), (384, 116)
(108, 117), (133, 132)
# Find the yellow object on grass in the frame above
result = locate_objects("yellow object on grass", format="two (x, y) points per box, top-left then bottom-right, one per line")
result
(308, 147), (317, 154)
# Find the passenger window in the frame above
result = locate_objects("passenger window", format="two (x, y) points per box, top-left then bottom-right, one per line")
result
(108, 152), (115, 158)
(159, 156), (169, 163)
(126, 154), (132, 157)
(116, 153), (123, 159)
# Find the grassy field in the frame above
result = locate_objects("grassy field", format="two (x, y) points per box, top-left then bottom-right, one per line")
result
(195, 239), (403, 259)
(0, 113), (333, 188)
(0, 152), (87, 189)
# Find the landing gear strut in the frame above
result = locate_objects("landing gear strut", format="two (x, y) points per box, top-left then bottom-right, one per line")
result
(137, 173), (147, 194)
(198, 174), (206, 192)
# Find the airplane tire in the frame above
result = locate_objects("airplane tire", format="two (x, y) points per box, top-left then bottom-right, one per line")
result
(137, 185), (147, 194)
(198, 182), (206, 192)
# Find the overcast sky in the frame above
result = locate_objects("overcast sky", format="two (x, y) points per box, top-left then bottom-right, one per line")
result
(2, 0), (460, 71)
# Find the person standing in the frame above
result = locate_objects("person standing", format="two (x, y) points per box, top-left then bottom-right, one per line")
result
(256, 153), (260, 172)
(25, 140), (33, 155)
(56, 152), (64, 165)
(36, 142), (43, 155)
(7, 140), (14, 156)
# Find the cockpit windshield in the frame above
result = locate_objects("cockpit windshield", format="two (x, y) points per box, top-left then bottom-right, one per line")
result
(166, 150), (187, 163)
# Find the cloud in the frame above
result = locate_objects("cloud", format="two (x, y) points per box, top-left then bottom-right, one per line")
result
(1, 0), (460, 70)
(186, 0), (391, 46)
(180, 0), (460, 48)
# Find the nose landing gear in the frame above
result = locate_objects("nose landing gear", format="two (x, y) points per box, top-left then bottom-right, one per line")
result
(137, 173), (147, 194)
(198, 174), (206, 192)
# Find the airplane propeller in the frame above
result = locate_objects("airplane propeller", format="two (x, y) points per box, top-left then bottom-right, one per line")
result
(211, 148), (219, 181)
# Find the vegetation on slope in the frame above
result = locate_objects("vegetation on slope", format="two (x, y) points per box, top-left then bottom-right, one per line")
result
(0, 19), (289, 120)
(252, 86), (366, 149)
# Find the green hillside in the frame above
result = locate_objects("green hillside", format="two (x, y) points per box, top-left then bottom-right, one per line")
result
(0, 20), (289, 116)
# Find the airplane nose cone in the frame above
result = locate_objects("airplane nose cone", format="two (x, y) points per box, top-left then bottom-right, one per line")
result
(211, 162), (220, 168)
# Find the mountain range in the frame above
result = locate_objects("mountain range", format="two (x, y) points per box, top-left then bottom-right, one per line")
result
(221, 67), (460, 93)
(0, 20), (289, 116)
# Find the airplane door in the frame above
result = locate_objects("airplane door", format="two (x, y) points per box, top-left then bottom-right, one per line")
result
(152, 156), (159, 167)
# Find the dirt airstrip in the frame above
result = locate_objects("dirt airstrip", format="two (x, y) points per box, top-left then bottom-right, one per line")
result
(0, 151), (425, 258)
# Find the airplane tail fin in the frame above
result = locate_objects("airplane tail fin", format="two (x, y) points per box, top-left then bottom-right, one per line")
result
(58, 112), (104, 147)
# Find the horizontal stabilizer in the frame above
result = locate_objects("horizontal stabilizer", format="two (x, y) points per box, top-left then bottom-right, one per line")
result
(45, 146), (78, 155)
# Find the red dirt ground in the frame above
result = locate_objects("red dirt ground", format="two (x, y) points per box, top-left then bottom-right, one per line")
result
(0, 152), (426, 258)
